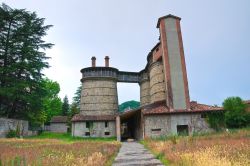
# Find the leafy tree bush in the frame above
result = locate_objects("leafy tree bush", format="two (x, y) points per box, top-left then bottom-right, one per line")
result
(41, 78), (62, 124)
(72, 85), (82, 111)
(0, 3), (53, 123)
(6, 129), (17, 138)
(62, 96), (70, 116)
(207, 111), (225, 131)
(223, 97), (249, 128)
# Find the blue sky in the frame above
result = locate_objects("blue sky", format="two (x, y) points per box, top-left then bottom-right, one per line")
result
(3, 0), (250, 105)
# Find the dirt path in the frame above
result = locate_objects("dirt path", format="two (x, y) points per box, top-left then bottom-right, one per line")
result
(112, 142), (164, 166)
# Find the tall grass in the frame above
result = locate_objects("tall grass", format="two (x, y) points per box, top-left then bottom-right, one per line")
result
(142, 128), (250, 166)
(0, 132), (120, 166)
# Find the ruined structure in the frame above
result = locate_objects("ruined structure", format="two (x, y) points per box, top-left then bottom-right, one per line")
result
(71, 14), (222, 140)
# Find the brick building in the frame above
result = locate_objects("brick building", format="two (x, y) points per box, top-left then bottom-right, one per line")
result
(71, 14), (223, 140)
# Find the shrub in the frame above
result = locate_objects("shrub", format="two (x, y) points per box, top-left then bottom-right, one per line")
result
(223, 97), (249, 128)
(6, 129), (17, 138)
(207, 111), (225, 131)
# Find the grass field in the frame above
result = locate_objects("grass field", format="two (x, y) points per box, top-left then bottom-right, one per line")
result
(142, 128), (250, 166)
(0, 132), (120, 166)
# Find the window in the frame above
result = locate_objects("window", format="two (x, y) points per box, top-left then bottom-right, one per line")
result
(85, 132), (90, 136)
(104, 132), (110, 136)
(86, 121), (93, 128)
(105, 121), (109, 128)
(151, 128), (161, 132)
(151, 128), (161, 135)
(201, 113), (207, 118)
(177, 125), (189, 136)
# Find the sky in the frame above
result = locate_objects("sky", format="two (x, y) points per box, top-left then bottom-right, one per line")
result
(2, 0), (250, 106)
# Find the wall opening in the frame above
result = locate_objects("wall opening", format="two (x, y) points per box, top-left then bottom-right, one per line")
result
(117, 83), (140, 107)
(177, 125), (189, 136)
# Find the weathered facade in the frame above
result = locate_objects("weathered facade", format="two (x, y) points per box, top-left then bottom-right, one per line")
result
(49, 116), (68, 133)
(72, 14), (223, 140)
(0, 118), (28, 138)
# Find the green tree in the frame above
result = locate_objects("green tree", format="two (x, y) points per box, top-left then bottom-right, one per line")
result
(0, 3), (53, 121)
(223, 97), (249, 128)
(62, 95), (69, 116)
(41, 78), (62, 123)
(70, 102), (79, 117)
(119, 100), (140, 112)
(72, 85), (82, 111)
(207, 111), (225, 131)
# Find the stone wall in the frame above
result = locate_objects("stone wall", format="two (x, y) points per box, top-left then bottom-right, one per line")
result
(80, 79), (118, 116)
(72, 121), (116, 137)
(149, 61), (166, 103)
(144, 115), (171, 137)
(140, 80), (150, 106)
(50, 123), (68, 133)
(144, 113), (212, 137)
(0, 118), (29, 138)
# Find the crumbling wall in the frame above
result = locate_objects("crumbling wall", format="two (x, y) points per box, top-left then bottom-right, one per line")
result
(0, 118), (28, 138)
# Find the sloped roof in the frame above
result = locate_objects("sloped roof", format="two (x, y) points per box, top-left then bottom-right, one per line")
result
(190, 101), (222, 111)
(143, 100), (223, 115)
(50, 116), (68, 123)
(244, 100), (250, 104)
(71, 114), (115, 122)
(156, 14), (181, 28)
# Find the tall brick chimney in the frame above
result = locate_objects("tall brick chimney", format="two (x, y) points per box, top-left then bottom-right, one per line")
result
(105, 56), (109, 67)
(91, 56), (96, 67)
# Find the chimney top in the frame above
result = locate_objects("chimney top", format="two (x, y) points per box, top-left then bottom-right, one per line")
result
(156, 14), (181, 28)
(105, 56), (110, 67)
(91, 56), (96, 67)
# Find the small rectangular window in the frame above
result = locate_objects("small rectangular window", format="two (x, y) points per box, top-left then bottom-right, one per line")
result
(177, 125), (189, 136)
(86, 121), (93, 128)
(85, 132), (90, 136)
(86, 122), (90, 128)
(151, 128), (161, 135)
(104, 131), (110, 136)
(151, 128), (161, 132)
(201, 113), (207, 118)
(105, 121), (109, 128)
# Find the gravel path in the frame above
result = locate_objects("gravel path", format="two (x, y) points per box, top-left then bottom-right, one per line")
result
(112, 142), (164, 166)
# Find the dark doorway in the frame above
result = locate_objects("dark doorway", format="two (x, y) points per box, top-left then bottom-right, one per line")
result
(120, 109), (142, 141)
(177, 125), (189, 136)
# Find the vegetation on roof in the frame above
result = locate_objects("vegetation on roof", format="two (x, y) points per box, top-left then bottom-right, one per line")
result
(118, 100), (140, 112)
